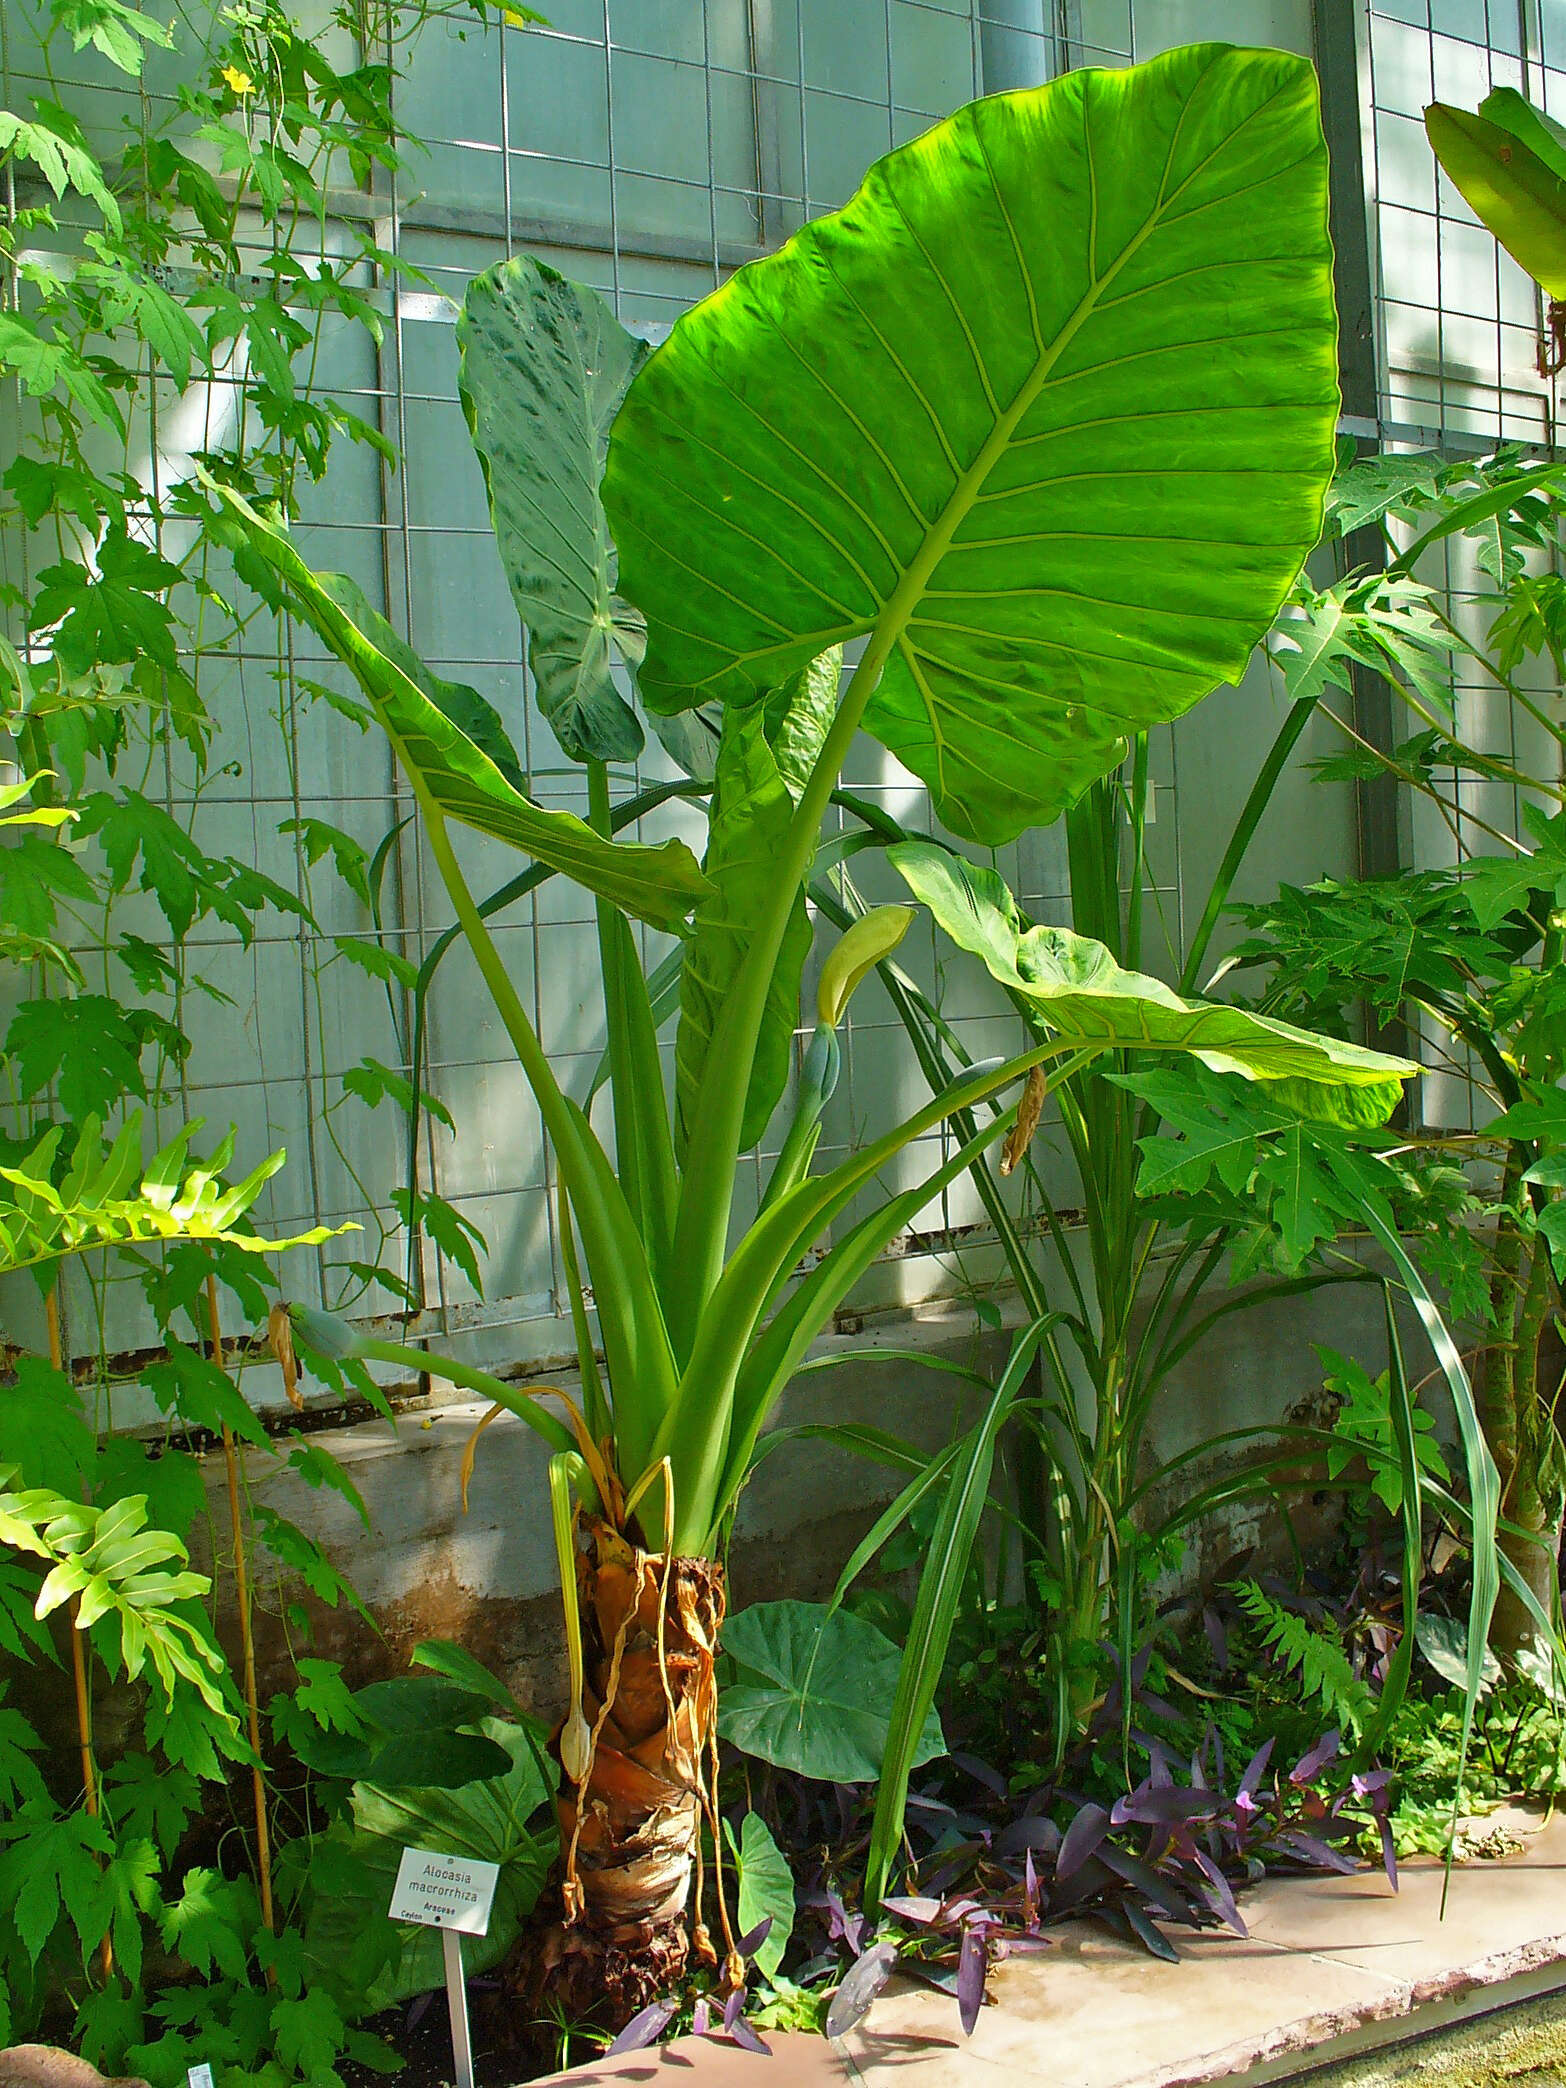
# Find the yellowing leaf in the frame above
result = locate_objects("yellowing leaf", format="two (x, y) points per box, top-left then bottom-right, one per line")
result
(817, 906), (916, 1029)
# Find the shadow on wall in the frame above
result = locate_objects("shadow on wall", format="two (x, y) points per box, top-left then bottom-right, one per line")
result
(198, 1260), (1400, 1723)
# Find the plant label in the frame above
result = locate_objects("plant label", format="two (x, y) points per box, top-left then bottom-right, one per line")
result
(187, 2068), (215, 2088)
(388, 1846), (500, 1935)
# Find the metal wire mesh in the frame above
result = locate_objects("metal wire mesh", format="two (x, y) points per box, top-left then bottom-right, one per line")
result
(1364, 0), (1563, 1127)
(5, 0), (1554, 1388)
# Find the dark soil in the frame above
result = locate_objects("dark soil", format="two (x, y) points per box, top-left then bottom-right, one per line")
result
(337, 1989), (605, 2088)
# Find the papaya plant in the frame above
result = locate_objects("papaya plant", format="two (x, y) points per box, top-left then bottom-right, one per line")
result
(1216, 448), (1566, 1657)
(795, 444), (1532, 1840)
(211, 43), (1418, 2022)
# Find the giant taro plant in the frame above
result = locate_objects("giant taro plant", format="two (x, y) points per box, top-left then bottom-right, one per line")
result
(212, 44), (1416, 2022)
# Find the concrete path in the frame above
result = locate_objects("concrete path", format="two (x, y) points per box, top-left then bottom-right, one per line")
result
(542, 1812), (1566, 2087)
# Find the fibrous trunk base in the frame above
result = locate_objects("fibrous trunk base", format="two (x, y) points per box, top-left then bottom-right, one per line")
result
(526, 1909), (693, 2027)
(503, 1520), (726, 2034)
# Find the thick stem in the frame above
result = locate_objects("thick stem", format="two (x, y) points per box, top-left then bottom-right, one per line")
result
(532, 1519), (725, 2029)
(557, 1178), (609, 1446)
(418, 796), (677, 1452)
(1514, 1235), (1554, 1499)
(1482, 1149), (1528, 1498)
(587, 761), (645, 1240)
(667, 655), (881, 1353)
(421, 804), (582, 1177)
(1492, 1236), (1562, 1655)
(667, 245), (1130, 1347)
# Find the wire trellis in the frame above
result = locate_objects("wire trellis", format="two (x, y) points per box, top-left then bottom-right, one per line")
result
(6, 0), (1557, 1385)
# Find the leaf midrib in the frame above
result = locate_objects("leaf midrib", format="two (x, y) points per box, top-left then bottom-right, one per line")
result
(861, 69), (1265, 717)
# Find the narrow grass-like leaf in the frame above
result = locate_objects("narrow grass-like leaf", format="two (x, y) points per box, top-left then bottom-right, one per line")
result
(1349, 1177), (1500, 1895)
(1358, 1286), (1422, 1760)
(864, 1321), (1052, 1910)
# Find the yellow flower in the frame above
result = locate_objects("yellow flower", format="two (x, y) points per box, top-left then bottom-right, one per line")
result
(222, 63), (254, 94)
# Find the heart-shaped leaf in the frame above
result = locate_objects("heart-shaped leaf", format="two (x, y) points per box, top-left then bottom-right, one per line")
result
(302, 1718), (556, 2012)
(1415, 1613), (1501, 1696)
(726, 1810), (795, 1980)
(890, 838), (1417, 1093)
(458, 256), (649, 762)
(605, 44), (1339, 842)
(718, 1599), (944, 1783)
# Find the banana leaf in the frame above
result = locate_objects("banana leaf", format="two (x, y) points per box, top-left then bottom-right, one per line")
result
(1425, 88), (1566, 298)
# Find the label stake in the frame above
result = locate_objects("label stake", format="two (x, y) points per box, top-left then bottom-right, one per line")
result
(443, 1925), (476, 2088)
(387, 1843), (499, 2088)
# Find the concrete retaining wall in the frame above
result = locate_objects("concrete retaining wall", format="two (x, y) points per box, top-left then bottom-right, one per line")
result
(210, 1261), (1396, 1720)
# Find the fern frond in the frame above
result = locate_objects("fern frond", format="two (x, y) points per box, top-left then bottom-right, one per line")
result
(1236, 1580), (1376, 1736)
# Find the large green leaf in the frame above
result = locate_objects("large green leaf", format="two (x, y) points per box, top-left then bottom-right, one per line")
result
(674, 649), (839, 1156)
(890, 839), (1418, 1092)
(867, 1325), (1044, 1909)
(1426, 90), (1566, 298)
(0, 1114), (343, 1278)
(1477, 85), (1566, 176)
(458, 256), (649, 762)
(289, 1673), (515, 1789)
(604, 43), (1339, 844)
(718, 1598), (945, 1782)
(210, 481), (710, 933)
(303, 1718), (556, 2013)
(310, 568), (528, 787)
